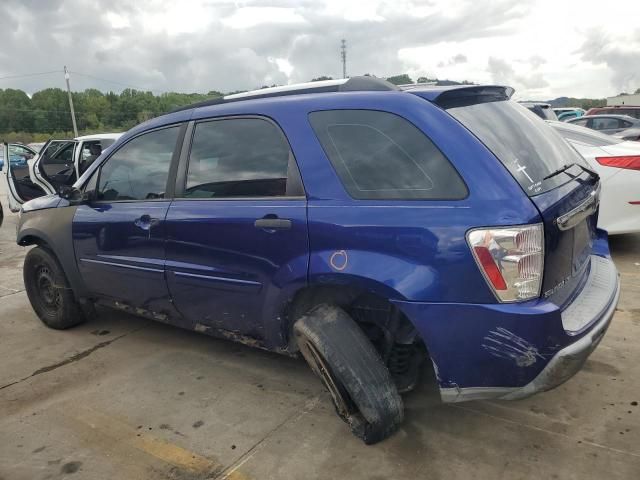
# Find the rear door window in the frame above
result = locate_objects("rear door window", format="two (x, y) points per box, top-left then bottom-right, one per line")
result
(181, 118), (302, 198)
(309, 110), (467, 200)
(591, 117), (619, 130)
(447, 100), (585, 196)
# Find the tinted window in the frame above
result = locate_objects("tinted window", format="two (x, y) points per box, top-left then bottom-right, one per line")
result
(6, 145), (34, 163)
(97, 127), (179, 201)
(591, 117), (619, 130)
(550, 122), (623, 146)
(183, 118), (297, 198)
(616, 109), (640, 119)
(571, 118), (589, 127)
(448, 100), (585, 196)
(309, 110), (467, 200)
(41, 141), (75, 165)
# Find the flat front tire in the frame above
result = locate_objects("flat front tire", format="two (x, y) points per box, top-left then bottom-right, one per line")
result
(294, 304), (404, 444)
(23, 246), (86, 330)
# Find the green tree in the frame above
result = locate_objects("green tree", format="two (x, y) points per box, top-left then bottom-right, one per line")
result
(0, 88), (33, 132)
(386, 74), (414, 85)
(30, 88), (72, 133)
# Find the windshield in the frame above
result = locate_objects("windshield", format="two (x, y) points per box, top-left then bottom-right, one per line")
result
(548, 121), (624, 147)
(448, 100), (585, 196)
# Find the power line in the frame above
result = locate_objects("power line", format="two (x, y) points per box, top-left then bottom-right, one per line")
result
(68, 70), (159, 93)
(0, 70), (62, 81)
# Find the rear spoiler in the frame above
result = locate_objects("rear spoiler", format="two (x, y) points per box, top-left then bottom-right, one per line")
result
(406, 85), (515, 109)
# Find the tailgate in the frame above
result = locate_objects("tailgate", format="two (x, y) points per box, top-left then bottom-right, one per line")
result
(528, 172), (600, 306)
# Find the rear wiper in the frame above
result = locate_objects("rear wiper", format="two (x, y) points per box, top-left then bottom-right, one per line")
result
(575, 163), (600, 182)
(543, 163), (575, 181)
(543, 162), (600, 182)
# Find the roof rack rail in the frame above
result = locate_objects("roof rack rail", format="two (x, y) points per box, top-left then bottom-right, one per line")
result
(171, 76), (399, 113)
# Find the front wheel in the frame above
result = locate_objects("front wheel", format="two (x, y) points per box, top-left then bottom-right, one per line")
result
(294, 304), (404, 444)
(23, 246), (86, 329)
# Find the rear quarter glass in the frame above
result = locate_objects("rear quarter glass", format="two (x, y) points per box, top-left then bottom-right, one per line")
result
(308, 109), (468, 200)
(447, 100), (586, 196)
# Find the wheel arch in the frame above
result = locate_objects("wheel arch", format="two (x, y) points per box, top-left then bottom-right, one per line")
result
(281, 278), (421, 353)
(17, 207), (88, 300)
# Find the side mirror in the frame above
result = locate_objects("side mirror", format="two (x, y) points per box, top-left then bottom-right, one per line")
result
(58, 185), (85, 204)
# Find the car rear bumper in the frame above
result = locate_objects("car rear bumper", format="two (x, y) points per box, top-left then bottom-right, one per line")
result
(393, 250), (620, 403)
(500, 274), (618, 400)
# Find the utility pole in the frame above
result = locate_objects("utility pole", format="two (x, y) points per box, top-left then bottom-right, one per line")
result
(64, 66), (79, 137)
(341, 39), (347, 79)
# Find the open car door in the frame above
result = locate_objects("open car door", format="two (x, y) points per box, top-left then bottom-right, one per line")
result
(30, 139), (78, 195)
(1, 142), (43, 212)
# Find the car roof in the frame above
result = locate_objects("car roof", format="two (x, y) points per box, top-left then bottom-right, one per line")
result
(592, 105), (640, 109)
(571, 114), (637, 120)
(74, 132), (123, 141)
(124, 78), (514, 139)
(519, 101), (552, 107)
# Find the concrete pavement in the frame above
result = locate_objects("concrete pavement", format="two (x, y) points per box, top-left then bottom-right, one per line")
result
(1, 201), (639, 480)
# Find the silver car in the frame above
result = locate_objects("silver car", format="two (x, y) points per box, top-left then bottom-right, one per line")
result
(568, 114), (640, 135)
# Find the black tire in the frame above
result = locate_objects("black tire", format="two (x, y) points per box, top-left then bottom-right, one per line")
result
(294, 304), (404, 444)
(23, 246), (86, 329)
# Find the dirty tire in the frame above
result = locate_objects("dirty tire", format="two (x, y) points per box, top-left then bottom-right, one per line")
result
(294, 304), (404, 444)
(23, 246), (86, 330)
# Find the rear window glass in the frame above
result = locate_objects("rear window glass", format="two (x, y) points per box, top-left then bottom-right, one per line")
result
(550, 121), (623, 147)
(309, 110), (467, 200)
(599, 109), (640, 119)
(448, 101), (585, 196)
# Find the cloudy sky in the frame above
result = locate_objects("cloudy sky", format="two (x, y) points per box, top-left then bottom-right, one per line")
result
(1, 0), (639, 100)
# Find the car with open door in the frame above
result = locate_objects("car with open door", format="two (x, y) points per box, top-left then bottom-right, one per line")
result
(2, 134), (121, 213)
(1, 143), (43, 213)
(13, 78), (620, 445)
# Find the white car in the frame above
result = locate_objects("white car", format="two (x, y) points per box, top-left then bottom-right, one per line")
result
(550, 121), (640, 235)
(2, 133), (121, 212)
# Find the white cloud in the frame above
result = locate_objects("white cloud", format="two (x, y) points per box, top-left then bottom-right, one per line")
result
(1, 0), (639, 98)
(222, 7), (307, 28)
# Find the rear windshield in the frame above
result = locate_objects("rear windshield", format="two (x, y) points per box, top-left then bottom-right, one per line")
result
(538, 105), (557, 121)
(597, 108), (640, 119)
(549, 121), (623, 147)
(447, 100), (585, 196)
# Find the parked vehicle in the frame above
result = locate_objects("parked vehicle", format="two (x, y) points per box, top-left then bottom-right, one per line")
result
(27, 142), (45, 153)
(568, 114), (640, 135)
(1, 133), (121, 213)
(0, 144), (43, 214)
(613, 127), (640, 142)
(5, 78), (619, 444)
(550, 121), (640, 234)
(0, 143), (36, 171)
(553, 107), (585, 122)
(519, 101), (558, 120)
(586, 106), (640, 119)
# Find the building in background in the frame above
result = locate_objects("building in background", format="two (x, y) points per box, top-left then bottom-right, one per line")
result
(607, 94), (640, 106)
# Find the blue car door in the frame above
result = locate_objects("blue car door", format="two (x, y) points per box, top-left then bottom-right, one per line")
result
(164, 117), (308, 345)
(73, 125), (184, 316)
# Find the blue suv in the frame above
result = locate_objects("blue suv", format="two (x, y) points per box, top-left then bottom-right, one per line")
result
(12, 77), (620, 444)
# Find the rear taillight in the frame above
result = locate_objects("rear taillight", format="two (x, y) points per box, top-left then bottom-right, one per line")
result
(467, 224), (544, 302)
(596, 155), (640, 170)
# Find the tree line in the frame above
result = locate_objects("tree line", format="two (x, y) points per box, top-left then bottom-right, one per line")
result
(0, 73), (613, 143)
(0, 87), (221, 143)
